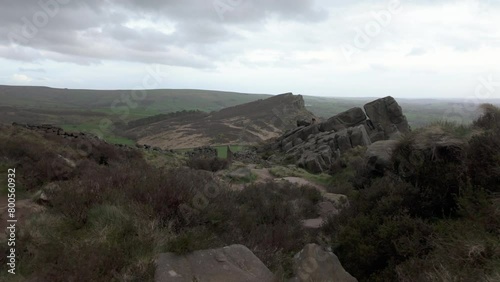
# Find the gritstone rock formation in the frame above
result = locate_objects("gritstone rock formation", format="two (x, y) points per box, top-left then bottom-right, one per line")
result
(270, 96), (410, 173)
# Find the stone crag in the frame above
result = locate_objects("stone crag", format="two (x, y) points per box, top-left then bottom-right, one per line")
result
(270, 96), (410, 173)
(129, 92), (316, 150)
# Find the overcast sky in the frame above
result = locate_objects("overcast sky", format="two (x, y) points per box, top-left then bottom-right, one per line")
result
(1, 0), (499, 98)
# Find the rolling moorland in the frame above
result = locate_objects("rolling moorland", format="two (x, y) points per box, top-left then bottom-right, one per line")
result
(1, 85), (498, 147)
(0, 87), (499, 281)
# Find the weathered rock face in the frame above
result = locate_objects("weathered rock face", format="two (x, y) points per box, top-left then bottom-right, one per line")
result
(319, 107), (366, 132)
(270, 97), (409, 173)
(364, 96), (410, 139)
(365, 140), (399, 175)
(132, 93), (316, 149)
(155, 245), (275, 282)
(290, 244), (357, 282)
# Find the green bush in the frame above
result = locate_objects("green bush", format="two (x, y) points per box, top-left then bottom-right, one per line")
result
(390, 133), (467, 218)
(468, 130), (500, 193)
(322, 176), (433, 281)
(473, 103), (500, 130)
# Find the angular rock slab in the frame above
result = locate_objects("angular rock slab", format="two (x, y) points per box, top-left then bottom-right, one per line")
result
(349, 125), (372, 147)
(155, 245), (275, 282)
(319, 107), (367, 132)
(291, 244), (357, 282)
(364, 96), (410, 137)
(297, 151), (327, 174)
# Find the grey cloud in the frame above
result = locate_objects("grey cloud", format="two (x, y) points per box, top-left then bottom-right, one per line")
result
(19, 67), (46, 73)
(116, 0), (327, 23)
(0, 0), (326, 67)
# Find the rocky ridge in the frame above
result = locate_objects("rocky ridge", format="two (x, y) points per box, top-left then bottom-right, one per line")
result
(128, 92), (316, 149)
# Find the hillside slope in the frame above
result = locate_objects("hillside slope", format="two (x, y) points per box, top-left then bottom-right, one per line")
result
(125, 93), (315, 149)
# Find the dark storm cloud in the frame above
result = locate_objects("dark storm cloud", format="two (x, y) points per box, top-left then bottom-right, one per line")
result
(0, 0), (327, 67)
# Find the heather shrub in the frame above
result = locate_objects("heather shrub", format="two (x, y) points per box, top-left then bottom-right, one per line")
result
(468, 130), (500, 193)
(395, 188), (500, 282)
(186, 156), (229, 172)
(49, 179), (105, 227)
(473, 103), (500, 130)
(390, 130), (467, 218)
(16, 205), (157, 282)
(227, 182), (318, 276)
(323, 176), (433, 281)
(166, 181), (320, 278)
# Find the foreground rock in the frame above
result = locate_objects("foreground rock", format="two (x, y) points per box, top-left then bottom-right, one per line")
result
(290, 244), (357, 282)
(155, 245), (275, 282)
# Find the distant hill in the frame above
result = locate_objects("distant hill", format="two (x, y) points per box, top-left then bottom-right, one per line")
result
(0, 85), (272, 120)
(1, 85), (497, 145)
(124, 93), (315, 149)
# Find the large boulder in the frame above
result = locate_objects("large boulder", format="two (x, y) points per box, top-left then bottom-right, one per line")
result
(349, 125), (372, 147)
(297, 151), (326, 173)
(290, 244), (357, 282)
(364, 96), (410, 139)
(155, 245), (275, 282)
(335, 129), (352, 153)
(319, 107), (367, 132)
(365, 140), (399, 174)
(298, 124), (321, 141)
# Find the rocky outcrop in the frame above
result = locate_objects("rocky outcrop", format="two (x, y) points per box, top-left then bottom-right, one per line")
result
(155, 245), (275, 282)
(364, 96), (410, 139)
(270, 97), (409, 173)
(290, 244), (357, 282)
(131, 93), (316, 149)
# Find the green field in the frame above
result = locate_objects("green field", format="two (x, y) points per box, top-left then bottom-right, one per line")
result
(214, 145), (246, 158)
(60, 123), (135, 145)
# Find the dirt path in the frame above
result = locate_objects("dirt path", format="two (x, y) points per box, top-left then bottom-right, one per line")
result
(250, 168), (274, 183)
(231, 164), (331, 193)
